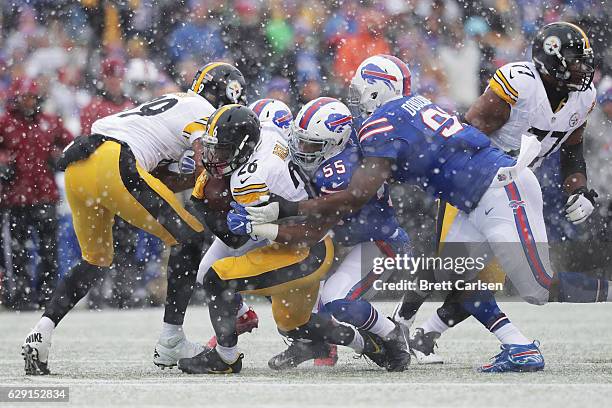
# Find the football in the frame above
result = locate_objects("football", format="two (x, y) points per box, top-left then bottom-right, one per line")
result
(202, 173), (233, 212)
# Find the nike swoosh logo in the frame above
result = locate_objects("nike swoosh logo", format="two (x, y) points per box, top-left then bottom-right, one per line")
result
(236, 222), (244, 229)
(240, 176), (252, 184)
(485, 208), (494, 215)
(331, 182), (344, 188)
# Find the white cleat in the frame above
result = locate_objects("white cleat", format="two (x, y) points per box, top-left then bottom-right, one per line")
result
(153, 333), (205, 369)
(409, 328), (444, 364)
(392, 302), (416, 331)
(22, 330), (52, 375)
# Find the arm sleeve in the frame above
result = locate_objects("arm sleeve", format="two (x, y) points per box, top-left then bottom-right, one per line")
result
(231, 161), (271, 206)
(487, 63), (534, 108)
(560, 139), (587, 181)
(182, 117), (208, 144)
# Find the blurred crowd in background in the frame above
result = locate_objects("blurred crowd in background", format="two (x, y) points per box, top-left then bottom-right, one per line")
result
(0, 0), (611, 311)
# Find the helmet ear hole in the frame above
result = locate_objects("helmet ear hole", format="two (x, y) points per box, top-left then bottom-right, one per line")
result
(371, 92), (378, 99)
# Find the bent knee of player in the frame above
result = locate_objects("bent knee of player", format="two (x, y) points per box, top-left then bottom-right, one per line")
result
(81, 248), (114, 268)
(272, 305), (311, 332)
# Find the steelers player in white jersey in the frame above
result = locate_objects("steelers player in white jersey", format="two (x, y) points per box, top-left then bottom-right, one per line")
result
(21, 62), (246, 375)
(395, 22), (605, 369)
(153, 101), (307, 368)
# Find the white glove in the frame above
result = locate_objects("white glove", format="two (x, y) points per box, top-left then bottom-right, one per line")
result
(245, 196), (280, 224)
(565, 189), (596, 224)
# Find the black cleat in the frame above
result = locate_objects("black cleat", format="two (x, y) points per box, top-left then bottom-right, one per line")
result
(358, 331), (387, 368)
(410, 328), (443, 364)
(382, 321), (411, 372)
(178, 348), (243, 374)
(22, 345), (50, 375)
(268, 341), (332, 370)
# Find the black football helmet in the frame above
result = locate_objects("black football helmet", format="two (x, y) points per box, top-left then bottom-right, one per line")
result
(190, 62), (247, 107)
(201, 104), (260, 177)
(532, 22), (595, 92)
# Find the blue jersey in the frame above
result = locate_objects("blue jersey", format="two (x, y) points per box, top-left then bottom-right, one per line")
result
(312, 136), (400, 247)
(358, 95), (516, 212)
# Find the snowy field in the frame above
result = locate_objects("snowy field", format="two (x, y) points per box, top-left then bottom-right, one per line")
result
(1, 301), (611, 408)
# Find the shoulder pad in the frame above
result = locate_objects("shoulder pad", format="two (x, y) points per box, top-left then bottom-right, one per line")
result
(488, 62), (536, 106)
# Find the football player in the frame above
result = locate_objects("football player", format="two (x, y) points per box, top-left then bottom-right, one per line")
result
(177, 104), (390, 374)
(243, 54), (612, 373)
(21, 62), (246, 375)
(394, 22), (602, 368)
(153, 97), (296, 368)
(229, 97), (412, 372)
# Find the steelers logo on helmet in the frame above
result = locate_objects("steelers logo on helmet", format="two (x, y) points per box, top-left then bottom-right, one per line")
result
(201, 104), (260, 177)
(543, 35), (562, 55)
(226, 80), (243, 104)
(189, 62), (247, 108)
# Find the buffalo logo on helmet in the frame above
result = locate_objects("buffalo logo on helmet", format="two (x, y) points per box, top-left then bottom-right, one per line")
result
(543, 35), (562, 55)
(360, 63), (397, 90)
(226, 80), (243, 103)
(324, 113), (352, 133)
(272, 110), (293, 129)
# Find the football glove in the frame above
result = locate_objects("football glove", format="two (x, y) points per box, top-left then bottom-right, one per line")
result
(565, 187), (597, 225)
(244, 194), (298, 224)
(227, 202), (252, 236)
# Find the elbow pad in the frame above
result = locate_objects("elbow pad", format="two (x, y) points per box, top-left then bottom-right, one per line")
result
(560, 141), (587, 182)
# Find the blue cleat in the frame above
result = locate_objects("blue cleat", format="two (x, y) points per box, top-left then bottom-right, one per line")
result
(478, 341), (544, 373)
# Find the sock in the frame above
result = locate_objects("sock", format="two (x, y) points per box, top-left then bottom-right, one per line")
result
(556, 272), (610, 302)
(160, 322), (183, 339)
(325, 299), (381, 331)
(164, 241), (200, 325)
(236, 295), (249, 317)
(436, 289), (471, 327)
(34, 316), (55, 336)
(347, 329), (364, 353)
(493, 323), (530, 345)
(43, 260), (106, 325)
(460, 290), (512, 333)
(420, 313), (450, 334)
(368, 316), (396, 337)
(216, 344), (239, 363)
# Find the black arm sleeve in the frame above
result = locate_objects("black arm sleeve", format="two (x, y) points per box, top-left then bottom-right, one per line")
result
(560, 140), (587, 182)
(188, 197), (250, 249)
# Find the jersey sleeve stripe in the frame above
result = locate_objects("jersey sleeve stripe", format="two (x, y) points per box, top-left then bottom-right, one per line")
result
(494, 70), (519, 98)
(359, 125), (394, 142)
(232, 183), (268, 194)
(489, 77), (517, 105)
(234, 190), (270, 205)
(358, 117), (388, 135)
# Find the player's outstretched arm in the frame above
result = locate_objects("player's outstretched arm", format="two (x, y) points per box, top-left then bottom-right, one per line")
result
(245, 157), (393, 223)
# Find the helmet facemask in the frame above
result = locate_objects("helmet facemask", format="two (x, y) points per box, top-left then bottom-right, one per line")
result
(564, 51), (595, 92)
(289, 126), (332, 173)
(201, 133), (252, 177)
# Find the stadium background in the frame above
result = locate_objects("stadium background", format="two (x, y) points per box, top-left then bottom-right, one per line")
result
(0, 0), (611, 311)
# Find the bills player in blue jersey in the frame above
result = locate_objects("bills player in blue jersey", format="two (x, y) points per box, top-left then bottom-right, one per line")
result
(229, 97), (412, 372)
(243, 55), (612, 373)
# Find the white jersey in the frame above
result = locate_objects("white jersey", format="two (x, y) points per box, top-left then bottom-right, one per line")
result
(487, 61), (596, 168)
(230, 122), (309, 207)
(91, 91), (215, 171)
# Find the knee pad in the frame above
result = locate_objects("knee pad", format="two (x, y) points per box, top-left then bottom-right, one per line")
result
(325, 299), (373, 329)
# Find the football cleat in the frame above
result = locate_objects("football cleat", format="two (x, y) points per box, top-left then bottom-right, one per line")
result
(268, 341), (333, 370)
(22, 330), (51, 375)
(314, 344), (338, 367)
(153, 333), (206, 369)
(478, 341), (544, 373)
(178, 348), (243, 374)
(410, 328), (444, 364)
(358, 331), (387, 368)
(381, 321), (411, 372)
(206, 308), (259, 349)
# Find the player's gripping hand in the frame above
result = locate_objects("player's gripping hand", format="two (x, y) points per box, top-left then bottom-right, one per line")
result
(227, 202), (253, 236)
(565, 187), (598, 225)
(168, 150), (196, 174)
(244, 194), (299, 224)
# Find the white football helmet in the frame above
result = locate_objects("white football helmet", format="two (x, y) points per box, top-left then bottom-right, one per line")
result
(289, 97), (353, 173)
(125, 58), (160, 103)
(348, 54), (412, 118)
(248, 98), (293, 140)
